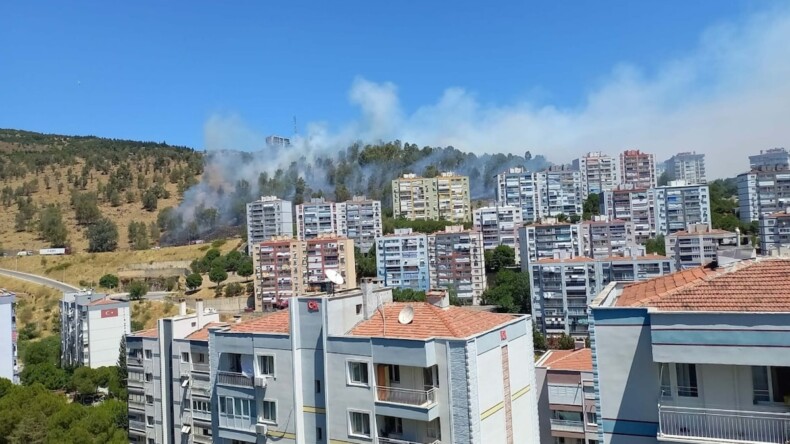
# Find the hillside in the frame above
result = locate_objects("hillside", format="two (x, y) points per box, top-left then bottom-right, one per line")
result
(0, 129), (202, 252)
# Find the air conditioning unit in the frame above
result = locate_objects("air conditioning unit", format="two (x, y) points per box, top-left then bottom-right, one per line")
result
(256, 423), (268, 435)
(254, 376), (268, 388)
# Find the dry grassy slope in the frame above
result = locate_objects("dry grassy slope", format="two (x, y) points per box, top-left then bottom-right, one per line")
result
(0, 243), (239, 287)
(0, 275), (61, 336)
(0, 160), (195, 251)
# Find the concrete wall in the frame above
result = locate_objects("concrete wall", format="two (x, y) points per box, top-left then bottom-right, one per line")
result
(0, 296), (15, 382)
(87, 302), (130, 368)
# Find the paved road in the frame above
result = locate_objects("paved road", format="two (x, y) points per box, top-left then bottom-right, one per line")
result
(0, 268), (80, 292)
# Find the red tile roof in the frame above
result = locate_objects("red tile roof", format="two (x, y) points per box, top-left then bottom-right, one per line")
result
(539, 348), (593, 372)
(226, 311), (291, 334)
(616, 259), (790, 311)
(89, 297), (123, 306)
(668, 229), (735, 237)
(129, 327), (159, 338)
(185, 322), (228, 341)
(350, 302), (518, 340)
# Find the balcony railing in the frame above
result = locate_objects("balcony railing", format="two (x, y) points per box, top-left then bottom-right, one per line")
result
(550, 419), (585, 433)
(216, 371), (253, 388)
(191, 363), (210, 373)
(129, 420), (146, 431)
(658, 405), (790, 444)
(378, 438), (441, 444)
(376, 386), (437, 407)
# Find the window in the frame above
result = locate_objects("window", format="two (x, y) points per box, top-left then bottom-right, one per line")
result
(315, 380), (321, 393)
(192, 400), (210, 413)
(197, 353), (205, 363)
(146, 395), (154, 404)
(148, 439), (155, 444)
(219, 396), (253, 420)
(144, 349), (152, 360)
(258, 355), (275, 376)
(145, 373), (153, 382)
(586, 411), (598, 425)
(316, 427), (322, 441)
(659, 363), (671, 398)
(349, 411), (371, 437)
(752, 366), (790, 403)
(676, 363), (698, 397)
(348, 361), (369, 386)
(260, 400), (277, 424)
(383, 416), (403, 435)
(355, 304), (362, 315)
(146, 416), (154, 426)
(387, 365), (401, 383)
(181, 352), (190, 363)
(426, 418), (441, 439)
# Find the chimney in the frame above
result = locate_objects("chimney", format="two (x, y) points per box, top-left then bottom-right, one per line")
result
(233, 315), (242, 324)
(574, 339), (585, 351)
(179, 299), (187, 316)
(196, 299), (204, 327)
(426, 289), (450, 309)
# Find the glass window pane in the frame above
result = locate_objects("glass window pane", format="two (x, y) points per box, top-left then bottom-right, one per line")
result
(752, 366), (770, 402)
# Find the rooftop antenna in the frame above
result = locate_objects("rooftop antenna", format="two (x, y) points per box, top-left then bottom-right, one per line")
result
(293, 116), (298, 136)
(398, 305), (414, 325)
(324, 269), (344, 296)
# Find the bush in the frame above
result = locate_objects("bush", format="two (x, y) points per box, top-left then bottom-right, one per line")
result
(128, 281), (148, 300)
(185, 273), (203, 291)
(99, 274), (119, 289)
(224, 282), (243, 297)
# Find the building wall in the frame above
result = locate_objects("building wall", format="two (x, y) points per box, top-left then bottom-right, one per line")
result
(375, 231), (431, 291)
(497, 167), (539, 223)
(0, 295), (16, 382)
(650, 184), (711, 236)
(428, 229), (487, 303)
(579, 152), (619, 197)
(619, 150), (656, 189)
(246, 197), (294, 254)
(737, 169), (790, 222)
(87, 303), (131, 367)
(759, 213), (790, 255)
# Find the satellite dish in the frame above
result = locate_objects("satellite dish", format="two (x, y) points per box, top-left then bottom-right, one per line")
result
(398, 305), (415, 325)
(325, 269), (345, 285)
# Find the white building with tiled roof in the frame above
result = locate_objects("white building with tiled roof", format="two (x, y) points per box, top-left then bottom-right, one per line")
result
(206, 284), (540, 444)
(590, 258), (790, 444)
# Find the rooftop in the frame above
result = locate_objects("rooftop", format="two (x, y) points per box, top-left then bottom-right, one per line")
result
(225, 311), (291, 335)
(88, 297), (125, 306)
(614, 259), (790, 311)
(537, 348), (593, 372)
(350, 302), (519, 340)
(185, 322), (228, 340)
(129, 327), (159, 338)
(668, 228), (735, 237)
(535, 253), (668, 264)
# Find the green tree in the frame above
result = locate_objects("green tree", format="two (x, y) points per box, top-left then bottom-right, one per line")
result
(86, 218), (119, 252)
(185, 273), (203, 291)
(533, 328), (547, 351)
(128, 281), (148, 300)
(117, 336), (127, 391)
(70, 366), (98, 397)
(148, 221), (160, 244)
(38, 204), (69, 247)
(99, 274), (120, 289)
(555, 213), (569, 222)
(141, 189), (158, 211)
(658, 171), (670, 186)
(484, 245), (516, 273)
(72, 192), (102, 225)
(224, 282), (243, 297)
(354, 246), (377, 279)
(224, 250), (242, 272)
(204, 248), (221, 262)
(19, 363), (69, 390)
(128, 221), (149, 250)
(645, 234), (666, 255)
(236, 257), (254, 278)
(481, 269), (530, 313)
(392, 288), (427, 302)
(209, 267), (228, 287)
(582, 193), (601, 220)
(556, 333), (576, 350)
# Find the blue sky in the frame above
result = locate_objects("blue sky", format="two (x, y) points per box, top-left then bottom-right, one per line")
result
(1, 1), (788, 177)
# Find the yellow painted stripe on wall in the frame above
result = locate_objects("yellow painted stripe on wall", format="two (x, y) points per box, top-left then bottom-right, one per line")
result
(480, 401), (504, 420)
(511, 384), (531, 401)
(266, 429), (297, 439)
(303, 405), (326, 414)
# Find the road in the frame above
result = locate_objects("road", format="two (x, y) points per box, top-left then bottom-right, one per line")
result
(0, 267), (80, 292)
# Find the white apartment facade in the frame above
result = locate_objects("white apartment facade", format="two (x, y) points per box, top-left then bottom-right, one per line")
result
(599, 187), (654, 243)
(737, 168), (790, 222)
(749, 147), (790, 170)
(392, 173), (471, 223)
(759, 208), (790, 256)
(375, 228), (431, 291)
(126, 300), (221, 444)
(664, 224), (741, 269)
(579, 216), (640, 259)
(620, 150), (656, 190)
(246, 196), (294, 255)
(590, 258), (790, 444)
(518, 220), (582, 268)
(473, 204), (523, 260)
(497, 167), (539, 223)
(0, 290), (17, 383)
(296, 197), (338, 241)
(535, 166), (584, 219)
(578, 152), (619, 197)
(296, 196), (383, 252)
(207, 285), (541, 444)
(650, 181), (711, 236)
(664, 152), (707, 185)
(428, 226), (487, 304)
(60, 291), (130, 368)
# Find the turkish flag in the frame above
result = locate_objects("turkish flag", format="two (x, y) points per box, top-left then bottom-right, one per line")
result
(101, 308), (118, 318)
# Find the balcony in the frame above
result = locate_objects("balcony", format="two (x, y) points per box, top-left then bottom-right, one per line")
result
(378, 439), (440, 444)
(377, 386), (437, 407)
(550, 418), (585, 433)
(658, 405), (790, 444)
(216, 371), (253, 388)
(191, 363), (210, 373)
(129, 420), (146, 431)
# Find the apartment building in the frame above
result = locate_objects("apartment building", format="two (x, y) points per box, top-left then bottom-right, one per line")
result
(590, 258), (790, 444)
(126, 300), (221, 444)
(759, 208), (790, 256)
(664, 152), (707, 184)
(664, 224), (741, 269)
(578, 152), (619, 197)
(428, 226), (486, 304)
(339, 196), (383, 252)
(619, 150), (656, 190)
(375, 228), (430, 291)
(265, 135), (291, 148)
(207, 285), (541, 444)
(536, 346), (598, 444)
(392, 173), (471, 222)
(535, 166), (584, 219)
(252, 235), (356, 311)
(0, 290), (17, 383)
(518, 220), (582, 268)
(497, 167), (539, 223)
(579, 217), (640, 259)
(60, 290), (130, 368)
(737, 167), (790, 222)
(529, 254), (673, 337)
(749, 147), (790, 170)
(296, 198), (338, 240)
(473, 204), (523, 259)
(246, 196), (294, 255)
(649, 181), (711, 236)
(599, 187), (654, 243)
